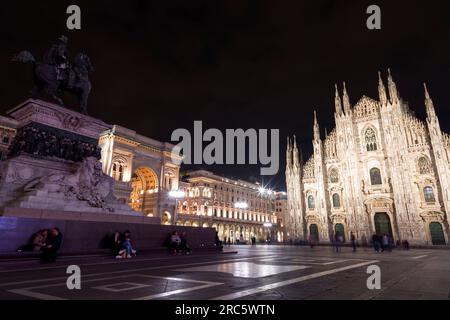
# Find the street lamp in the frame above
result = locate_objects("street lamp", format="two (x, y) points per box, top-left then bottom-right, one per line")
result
(169, 190), (186, 225)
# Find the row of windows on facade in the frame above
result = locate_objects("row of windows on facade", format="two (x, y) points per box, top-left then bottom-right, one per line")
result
(348, 127), (430, 156)
(328, 167), (383, 186)
(307, 186), (436, 210)
(213, 209), (274, 223)
(180, 205), (274, 223)
(328, 158), (432, 186)
(182, 201), (274, 214)
(326, 127), (379, 156)
(187, 186), (271, 200)
(190, 182), (259, 196)
(187, 188), (273, 209)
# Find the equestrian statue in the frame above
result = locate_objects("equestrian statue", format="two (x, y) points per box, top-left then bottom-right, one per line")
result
(12, 35), (93, 115)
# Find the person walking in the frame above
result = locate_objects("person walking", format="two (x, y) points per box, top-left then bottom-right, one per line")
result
(334, 232), (341, 253)
(309, 233), (315, 249)
(350, 231), (357, 253)
(382, 234), (389, 252)
(372, 233), (381, 253)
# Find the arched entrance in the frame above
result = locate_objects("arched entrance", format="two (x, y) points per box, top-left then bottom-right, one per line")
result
(429, 222), (446, 245)
(130, 167), (158, 215)
(335, 223), (346, 242)
(374, 213), (393, 237)
(309, 224), (319, 241)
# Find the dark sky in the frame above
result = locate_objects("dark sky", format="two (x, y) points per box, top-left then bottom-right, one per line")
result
(1, 0), (450, 190)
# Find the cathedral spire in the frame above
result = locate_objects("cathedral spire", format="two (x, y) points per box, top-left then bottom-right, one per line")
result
(293, 135), (300, 166)
(424, 83), (436, 120)
(313, 110), (320, 141)
(387, 68), (399, 104)
(378, 71), (388, 106)
(286, 136), (292, 168)
(342, 82), (351, 114)
(334, 84), (342, 116)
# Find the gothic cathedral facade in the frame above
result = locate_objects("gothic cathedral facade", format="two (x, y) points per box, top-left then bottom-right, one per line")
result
(286, 70), (449, 246)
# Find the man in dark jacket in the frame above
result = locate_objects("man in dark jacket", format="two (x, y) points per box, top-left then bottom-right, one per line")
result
(41, 227), (63, 262)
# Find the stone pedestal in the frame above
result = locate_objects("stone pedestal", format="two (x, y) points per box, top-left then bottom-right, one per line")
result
(0, 99), (143, 220)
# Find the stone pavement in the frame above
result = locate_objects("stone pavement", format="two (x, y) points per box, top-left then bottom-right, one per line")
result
(0, 245), (449, 300)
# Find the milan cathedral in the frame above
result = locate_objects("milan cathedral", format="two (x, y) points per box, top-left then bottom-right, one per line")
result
(286, 70), (449, 246)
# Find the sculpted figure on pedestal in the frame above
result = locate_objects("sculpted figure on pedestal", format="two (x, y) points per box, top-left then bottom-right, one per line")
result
(11, 35), (93, 114)
(23, 157), (116, 211)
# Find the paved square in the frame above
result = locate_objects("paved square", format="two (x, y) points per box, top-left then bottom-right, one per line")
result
(1, 246), (449, 300)
(175, 262), (309, 278)
(93, 282), (152, 292)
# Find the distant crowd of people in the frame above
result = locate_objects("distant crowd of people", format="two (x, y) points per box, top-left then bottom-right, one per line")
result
(302, 231), (411, 253)
(220, 235), (266, 246)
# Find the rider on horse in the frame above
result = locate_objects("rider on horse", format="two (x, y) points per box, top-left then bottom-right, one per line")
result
(12, 35), (93, 114)
(43, 35), (70, 81)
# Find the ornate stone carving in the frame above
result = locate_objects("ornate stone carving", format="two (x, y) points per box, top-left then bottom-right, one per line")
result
(23, 157), (116, 211)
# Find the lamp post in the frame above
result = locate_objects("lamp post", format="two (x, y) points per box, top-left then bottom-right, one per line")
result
(169, 190), (186, 226)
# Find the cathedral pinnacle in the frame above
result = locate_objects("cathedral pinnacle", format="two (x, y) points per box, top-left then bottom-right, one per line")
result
(286, 136), (292, 167)
(424, 83), (436, 119)
(342, 82), (351, 114)
(335, 84), (343, 116)
(313, 111), (320, 141)
(378, 71), (388, 106)
(387, 68), (399, 104)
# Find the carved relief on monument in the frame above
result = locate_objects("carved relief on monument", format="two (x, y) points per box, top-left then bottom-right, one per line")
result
(23, 157), (117, 211)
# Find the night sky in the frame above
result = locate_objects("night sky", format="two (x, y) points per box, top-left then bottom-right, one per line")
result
(1, 0), (450, 190)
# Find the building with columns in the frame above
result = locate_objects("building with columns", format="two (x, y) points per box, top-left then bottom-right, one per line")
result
(175, 170), (282, 243)
(98, 125), (182, 222)
(286, 70), (449, 246)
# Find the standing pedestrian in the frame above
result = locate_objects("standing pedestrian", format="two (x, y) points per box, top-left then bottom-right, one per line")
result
(372, 233), (381, 253)
(382, 234), (389, 252)
(350, 231), (357, 252)
(309, 233), (315, 249)
(334, 232), (341, 253)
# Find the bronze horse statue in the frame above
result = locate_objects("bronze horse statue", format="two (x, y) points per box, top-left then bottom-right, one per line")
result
(12, 51), (93, 114)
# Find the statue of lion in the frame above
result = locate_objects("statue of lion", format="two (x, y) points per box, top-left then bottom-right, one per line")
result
(24, 157), (116, 211)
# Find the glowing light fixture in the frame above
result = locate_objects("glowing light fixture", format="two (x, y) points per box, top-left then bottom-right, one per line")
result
(234, 202), (248, 209)
(169, 190), (186, 198)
